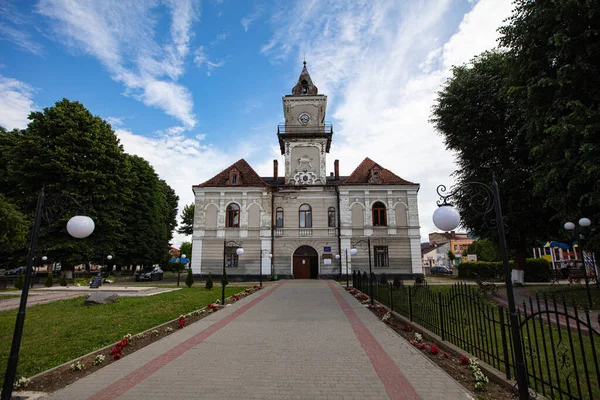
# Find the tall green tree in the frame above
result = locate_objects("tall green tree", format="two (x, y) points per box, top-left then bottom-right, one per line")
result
(465, 239), (502, 262)
(499, 0), (600, 253)
(179, 241), (192, 259)
(0, 99), (130, 270)
(177, 203), (194, 235)
(0, 194), (28, 256)
(431, 51), (556, 279)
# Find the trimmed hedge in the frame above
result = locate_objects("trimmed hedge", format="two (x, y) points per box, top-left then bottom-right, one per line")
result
(457, 258), (551, 282)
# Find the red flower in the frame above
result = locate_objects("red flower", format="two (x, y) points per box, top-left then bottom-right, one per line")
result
(112, 352), (121, 360)
(460, 356), (470, 365)
(177, 316), (186, 329)
(430, 345), (440, 355)
(443, 352), (451, 359)
(403, 325), (412, 331)
(417, 329), (422, 334)
(417, 343), (426, 350)
(384, 319), (390, 324)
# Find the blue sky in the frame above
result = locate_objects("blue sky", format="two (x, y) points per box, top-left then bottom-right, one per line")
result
(0, 0), (514, 247)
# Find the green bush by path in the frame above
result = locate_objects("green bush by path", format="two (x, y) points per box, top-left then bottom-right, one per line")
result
(0, 286), (249, 386)
(457, 258), (551, 282)
(13, 272), (24, 290)
(44, 274), (54, 287)
(185, 268), (194, 288)
(60, 273), (67, 286)
(205, 273), (213, 290)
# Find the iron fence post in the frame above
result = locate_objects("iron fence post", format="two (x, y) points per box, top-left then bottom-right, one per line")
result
(408, 286), (413, 322)
(499, 305), (511, 380)
(438, 291), (445, 341)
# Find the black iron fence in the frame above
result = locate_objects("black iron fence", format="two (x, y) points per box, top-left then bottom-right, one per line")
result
(353, 271), (600, 400)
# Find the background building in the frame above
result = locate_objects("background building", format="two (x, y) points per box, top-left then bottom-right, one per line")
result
(191, 63), (422, 279)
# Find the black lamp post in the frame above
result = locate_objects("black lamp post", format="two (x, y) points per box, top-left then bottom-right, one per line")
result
(564, 218), (596, 294)
(259, 249), (272, 288)
(177, 254), (186, 287)
(432, 178), (529, 400)
(222, 240), (243, 305)
(2, 186), (94, 400)
(350, 238), (372, 305)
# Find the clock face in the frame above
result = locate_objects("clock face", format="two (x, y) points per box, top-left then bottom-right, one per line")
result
(298, 112), (311, 124)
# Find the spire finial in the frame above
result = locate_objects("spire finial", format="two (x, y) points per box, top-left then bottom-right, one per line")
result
(303, 51), (306, 66)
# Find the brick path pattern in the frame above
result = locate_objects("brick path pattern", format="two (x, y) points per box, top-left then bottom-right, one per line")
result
(47, 280), (473, 399)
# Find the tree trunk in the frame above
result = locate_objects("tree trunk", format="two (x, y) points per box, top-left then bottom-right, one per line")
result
(511, 245), (527, 285)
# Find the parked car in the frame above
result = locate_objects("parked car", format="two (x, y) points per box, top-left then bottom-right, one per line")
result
(430, 266), (453, 275)
(4, 267), (26, 276)
(135, 266), (163, 281)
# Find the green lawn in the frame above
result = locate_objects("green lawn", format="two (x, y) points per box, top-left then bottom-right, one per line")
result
(0, 286), (249, 384)
(533, 284), (600, 310)
(0, 294), (20, 301)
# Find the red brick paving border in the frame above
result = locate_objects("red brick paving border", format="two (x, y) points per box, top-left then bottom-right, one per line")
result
(328, 281), (422, 400)
(87, 282), (285, 400)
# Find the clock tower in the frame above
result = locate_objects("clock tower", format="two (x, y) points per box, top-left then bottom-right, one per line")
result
(278, 62), (332, 185)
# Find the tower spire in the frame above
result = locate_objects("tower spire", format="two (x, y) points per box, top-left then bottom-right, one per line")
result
(292, 61), (318, 96)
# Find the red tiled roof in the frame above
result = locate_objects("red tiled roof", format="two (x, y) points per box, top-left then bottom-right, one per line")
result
(195, 159), (267, 187)
(343, 157), (417, 185)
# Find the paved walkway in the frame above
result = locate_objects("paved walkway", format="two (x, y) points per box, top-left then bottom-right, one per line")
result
(46, 280), (473, 400)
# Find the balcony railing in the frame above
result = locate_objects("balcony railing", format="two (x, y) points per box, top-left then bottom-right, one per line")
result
(277, 124), (333, 135)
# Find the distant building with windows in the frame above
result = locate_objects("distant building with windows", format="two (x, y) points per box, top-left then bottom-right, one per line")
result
(191, 63), (423, 279)
(428, 231), (474, 265)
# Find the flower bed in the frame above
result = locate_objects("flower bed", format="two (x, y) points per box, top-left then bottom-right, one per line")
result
(349, 288), (514, 400)
(16, 286), (264, 394)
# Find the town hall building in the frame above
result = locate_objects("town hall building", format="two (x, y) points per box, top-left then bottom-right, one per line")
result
(190, 63), (423, 280)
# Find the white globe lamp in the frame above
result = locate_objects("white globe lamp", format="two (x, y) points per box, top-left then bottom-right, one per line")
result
(564, 221), (576, 230)
(236, 248), (244, 256)
(181, 254), (186, 259)
(350, 248), (358, 256)
(107, 255), (113, 261)
(66, 216), (95, 238)
(268, 253), (273, 258)
(579, 218), (591, 227)
(432, 205), (461, 232)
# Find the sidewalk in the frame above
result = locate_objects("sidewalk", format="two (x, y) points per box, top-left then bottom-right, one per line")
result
(45, 280), (473, 399)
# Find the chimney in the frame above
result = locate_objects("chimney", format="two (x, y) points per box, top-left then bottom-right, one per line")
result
(273, 160), (278, 182)
(334, 159), (339, 180)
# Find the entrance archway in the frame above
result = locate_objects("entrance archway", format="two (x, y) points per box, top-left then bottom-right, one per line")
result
(293, 246), (318, 279)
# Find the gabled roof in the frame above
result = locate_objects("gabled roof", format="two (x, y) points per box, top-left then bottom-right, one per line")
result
(195, 159), (267, 187)
(343, 157), (418, 186)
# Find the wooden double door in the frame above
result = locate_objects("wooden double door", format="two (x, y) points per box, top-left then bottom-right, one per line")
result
(292, 246), (318, 279)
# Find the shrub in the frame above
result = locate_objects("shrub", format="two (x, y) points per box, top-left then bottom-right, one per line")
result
(185, 268), (194, 288)
(74, 278), (89, 286)
(205, 272), (213, 290)
(379, 273), (388, 285)
(524, 258), (551, 282)
(60, 273), (67, 286)
(221, 270), (229, 288)
(14, 271), (24, 290)
(44, 274), (54, 287)
(392, 277), (403, 287)
(457, 262), (502, 279)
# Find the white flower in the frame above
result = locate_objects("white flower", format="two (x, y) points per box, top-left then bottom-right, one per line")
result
(70, 361), (84, 371)
(165, 327), (173, 333)
(93, 355), (105, 366)
(123, 334), (132, 341)
(414, 333), (423, 342)
(14, 376), (31, 389)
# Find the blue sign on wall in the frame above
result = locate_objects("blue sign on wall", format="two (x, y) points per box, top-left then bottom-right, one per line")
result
(324, 246), (331, 253)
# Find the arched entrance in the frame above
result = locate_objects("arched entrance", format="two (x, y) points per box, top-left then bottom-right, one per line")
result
(293, 246), (319, 279)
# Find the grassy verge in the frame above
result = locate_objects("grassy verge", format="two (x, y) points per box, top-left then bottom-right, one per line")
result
(0, 294), (20, 301)
(0, 286), (249, 384)
(533, 284), (600, 310)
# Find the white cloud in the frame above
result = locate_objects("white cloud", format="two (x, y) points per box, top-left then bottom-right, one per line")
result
(241, 5), (264, 32)
(105, 116), (124, 127)
(260, 0), (513, 241)
(0, 0), (44, 55)
(36, 0), (199, 128)
(114, 127), (248, 247)
(0, 75), (36, 130)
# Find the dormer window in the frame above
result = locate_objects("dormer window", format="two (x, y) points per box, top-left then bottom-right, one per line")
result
(369, 167), (382, 183)
(228, 168), (241, 185)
